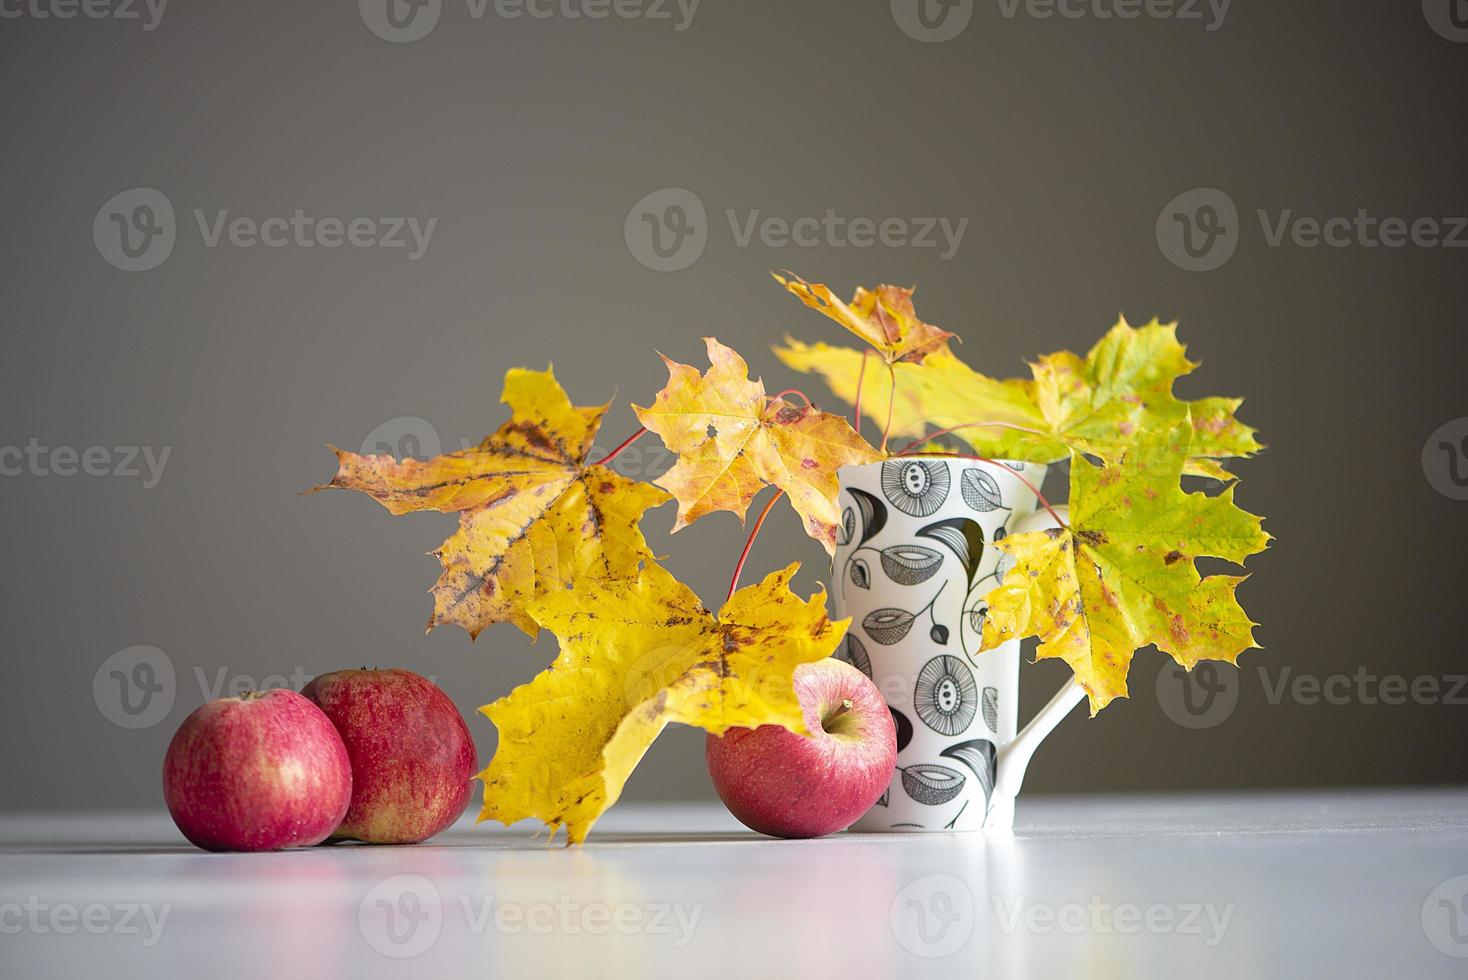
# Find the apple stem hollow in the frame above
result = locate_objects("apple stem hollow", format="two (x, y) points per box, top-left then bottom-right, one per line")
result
(822, 698), (854, 731)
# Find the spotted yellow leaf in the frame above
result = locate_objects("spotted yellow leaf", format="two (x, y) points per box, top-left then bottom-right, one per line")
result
(633, 338), (880, 552)
(477, 562), (846, 843)
(980, 422), (1271, 714)
(311, 367), (669, 639)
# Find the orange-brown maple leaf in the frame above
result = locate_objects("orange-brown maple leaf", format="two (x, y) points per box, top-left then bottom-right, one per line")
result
(633, 338), (879, 552)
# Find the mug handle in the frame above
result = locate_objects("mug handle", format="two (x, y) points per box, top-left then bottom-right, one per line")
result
(992, 505), (1086, 802)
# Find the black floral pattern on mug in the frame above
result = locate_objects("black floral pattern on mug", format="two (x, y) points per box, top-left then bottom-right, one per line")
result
(959, 468), (1008, 513)
(900, 764), (966, 806)
(916, 517), (986, 586)
(913, 654), (978, 736)
(881, 459), (950, 517)
(863, 607), (917, 645)
(847, 487), (887, 544)
(878, 544), (944, 586)
(839, 633), (873, 678)
(940, 739), (996, 814)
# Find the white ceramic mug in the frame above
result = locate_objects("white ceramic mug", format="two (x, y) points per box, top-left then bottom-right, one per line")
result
(831, 456), (1084, 832)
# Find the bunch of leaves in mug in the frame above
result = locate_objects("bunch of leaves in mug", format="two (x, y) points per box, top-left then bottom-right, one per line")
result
(312, 272), (1269, 843)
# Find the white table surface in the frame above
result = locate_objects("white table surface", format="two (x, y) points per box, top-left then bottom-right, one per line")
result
(2, 789), (1466, 979)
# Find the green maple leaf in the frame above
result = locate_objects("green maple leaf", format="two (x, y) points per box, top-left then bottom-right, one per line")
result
(980, 421), (1271, 714)
(1022, 317), (1262, 478)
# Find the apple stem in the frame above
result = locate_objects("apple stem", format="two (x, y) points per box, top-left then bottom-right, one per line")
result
(822, 698), (854, 730)
(589, 426), (648, 468)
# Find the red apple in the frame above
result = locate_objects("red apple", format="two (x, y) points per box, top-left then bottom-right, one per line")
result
(162, 689), (352, 852)
(302, 668), (477, 844)
(706, 657), (896, 839)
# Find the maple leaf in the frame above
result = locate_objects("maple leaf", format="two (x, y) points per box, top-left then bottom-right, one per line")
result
(774, 337), (1045, 458)
(773, 271), (956, 364)
(311, 367), (669, 639)
(979, 422), (1271, 715)
(477, 562), (846, 843)
(776, 318), (1261, 477)
(633, 338), (880, 552)
(1023, 317), (1262, 475)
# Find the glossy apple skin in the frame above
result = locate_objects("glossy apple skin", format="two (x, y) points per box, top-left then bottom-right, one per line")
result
(705, 658), (897, 839)
(302, 668), (477, 844)
(162, 689), (353, 852)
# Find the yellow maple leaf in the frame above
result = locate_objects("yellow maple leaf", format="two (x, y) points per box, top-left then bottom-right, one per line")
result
(311, 367), (669, 639)
(980, 422), (1271, 714)
(773, 271), (956, 364)
(633, 338), (880, 553)
(774, 338), (1046, 457)
(776, 318), (1261, 477)
(477, 562), (846, 843)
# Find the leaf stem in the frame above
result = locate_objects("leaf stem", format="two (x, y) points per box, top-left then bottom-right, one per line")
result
(852, 349), (870, 436)
(726, 490), (784, 603)
(897, 420), (1048, 454)
(769, 388), (815, 408)
(589, 426), (648, 467)
(898, 449), (1066, 528)
(879, 362), (897, 453)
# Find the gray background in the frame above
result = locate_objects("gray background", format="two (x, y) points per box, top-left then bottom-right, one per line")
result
(1, 0), (1464, 813)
